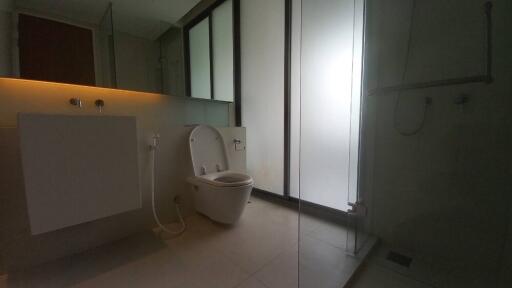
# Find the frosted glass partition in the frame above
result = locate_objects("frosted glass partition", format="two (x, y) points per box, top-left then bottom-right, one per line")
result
(299, 0), (363, 211)
(212, 0), (234, 102)
(241, 0), (285, 195)
(189, 18), (211, 99)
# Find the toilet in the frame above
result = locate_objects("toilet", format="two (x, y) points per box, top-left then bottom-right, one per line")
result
(187, 125), (253, 224)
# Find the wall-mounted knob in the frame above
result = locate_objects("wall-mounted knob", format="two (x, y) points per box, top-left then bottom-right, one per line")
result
(233, 139), (244, 151)
(95, 99), (105, 112)
(454, 94), (469, 105)
(69, 98), (82, 108)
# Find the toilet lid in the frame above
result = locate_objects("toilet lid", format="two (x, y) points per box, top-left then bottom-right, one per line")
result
(189, 125), (229, 176)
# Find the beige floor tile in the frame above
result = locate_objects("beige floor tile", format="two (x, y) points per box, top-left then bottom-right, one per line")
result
(186, 252), (250, 288)
(299, 263), (341, 288)
(254, 249), (299, 288)
(82, 239), (193, 287)
(254, 241), (355, 288)
(221, 233), (293, 274)
(299, 235), (358, 285)
(301, 236), (362, 287)
(298, 213), (324, 235)
(235, 277), (269, 288)
(304, 218), (349, 249)
(5, 196), (361, 288)
(182, 198), (300, 274)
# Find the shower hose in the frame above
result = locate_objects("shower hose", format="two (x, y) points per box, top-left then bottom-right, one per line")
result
(150, 134), (186, 235)
(393, 0), (431, 136)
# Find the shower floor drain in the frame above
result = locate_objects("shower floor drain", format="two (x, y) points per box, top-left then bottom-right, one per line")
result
(386, 251), (413, 268)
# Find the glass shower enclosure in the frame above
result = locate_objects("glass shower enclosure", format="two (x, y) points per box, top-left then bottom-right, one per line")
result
(297, 0), (371, 286)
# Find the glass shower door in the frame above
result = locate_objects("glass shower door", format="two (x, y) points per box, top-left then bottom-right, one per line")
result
(346, 0), (368, 256)
(297, 0), (367, 286)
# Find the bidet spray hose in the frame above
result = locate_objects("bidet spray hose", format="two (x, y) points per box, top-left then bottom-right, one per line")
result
(150, 134), (186, 235)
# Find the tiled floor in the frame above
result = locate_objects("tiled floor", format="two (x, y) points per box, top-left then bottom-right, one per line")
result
(1, 196), (365, 288)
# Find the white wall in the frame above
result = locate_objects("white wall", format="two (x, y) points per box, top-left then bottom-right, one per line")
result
(364, 0), (512, 285)
(241, 0), (285, 195)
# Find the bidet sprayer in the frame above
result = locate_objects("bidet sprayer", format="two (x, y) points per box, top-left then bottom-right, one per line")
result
(150, 134), (160, 150)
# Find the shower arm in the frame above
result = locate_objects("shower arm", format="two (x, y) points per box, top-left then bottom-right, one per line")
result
(368, 1), (493, 96)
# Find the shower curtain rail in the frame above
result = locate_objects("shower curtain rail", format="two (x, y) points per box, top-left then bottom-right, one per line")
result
(368, 1), (493, 96)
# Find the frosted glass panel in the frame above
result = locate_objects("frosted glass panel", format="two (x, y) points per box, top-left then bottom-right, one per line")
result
(241, 0), (284, 195)
(189, 18), (211, 99)
(212, 0), (234, 102)
(300, 0), (362, 211)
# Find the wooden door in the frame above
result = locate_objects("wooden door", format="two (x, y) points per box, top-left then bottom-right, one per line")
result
(18, 14), (96, 86)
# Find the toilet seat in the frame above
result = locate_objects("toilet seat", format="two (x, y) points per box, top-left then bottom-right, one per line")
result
(193, 171), (253, 187)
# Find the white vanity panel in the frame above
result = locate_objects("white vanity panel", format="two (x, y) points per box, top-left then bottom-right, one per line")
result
(18, 114), (140, 235)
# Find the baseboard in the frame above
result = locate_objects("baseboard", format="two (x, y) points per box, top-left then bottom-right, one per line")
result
(251, 188), (349, 224)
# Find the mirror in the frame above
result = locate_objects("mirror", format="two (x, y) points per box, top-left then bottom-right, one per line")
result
(0, 0), (237, 102)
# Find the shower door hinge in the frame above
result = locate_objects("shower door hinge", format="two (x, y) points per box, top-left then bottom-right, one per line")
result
(347, 200), (367, 217)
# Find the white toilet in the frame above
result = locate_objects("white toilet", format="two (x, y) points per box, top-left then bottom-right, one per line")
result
(187, 125), (253, 224)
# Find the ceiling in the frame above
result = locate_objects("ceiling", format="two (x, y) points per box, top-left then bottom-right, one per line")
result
(15, 0), (202, 39)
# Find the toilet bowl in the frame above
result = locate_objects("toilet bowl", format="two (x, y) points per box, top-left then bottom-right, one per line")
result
(187, 125), (253, 224)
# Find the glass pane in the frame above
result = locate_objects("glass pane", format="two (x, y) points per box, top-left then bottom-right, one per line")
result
(299, 0), (356, 212)
(159, 27), (185, 97)
(298, 0), (367, 286)
(347, 0), (367, 255)
(98, 4), (117, 89)
(0, 1), (13, 77)
(189, 17), (211, 99)
(212, 0), (234, 102)
(111, 8), (163, 94)
(241, 0), (285, 196)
